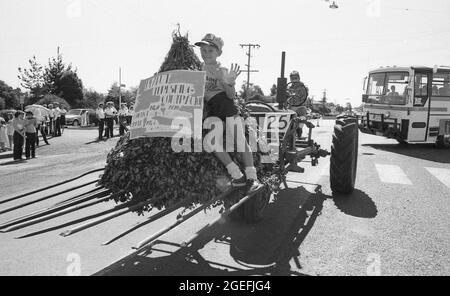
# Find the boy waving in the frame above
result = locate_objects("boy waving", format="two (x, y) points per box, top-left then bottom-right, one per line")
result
(195, 33), (262, 193)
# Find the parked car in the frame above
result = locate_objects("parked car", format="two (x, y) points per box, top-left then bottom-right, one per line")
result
(65, 109), (99, 126)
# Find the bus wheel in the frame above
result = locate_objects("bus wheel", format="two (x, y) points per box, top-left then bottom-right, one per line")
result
(330, 119), (359, 195)
(436, 136), (450, 148)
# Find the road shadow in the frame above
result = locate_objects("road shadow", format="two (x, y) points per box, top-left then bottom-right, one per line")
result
(332, 189), (377, 218)
(0, 159), (28, 166)
(85, 139), (105, 145)
(94, 185), (327, 276)
(363, 143), (450, 163)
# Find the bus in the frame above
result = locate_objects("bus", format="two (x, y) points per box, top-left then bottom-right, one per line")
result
(359, 65), (450, 147)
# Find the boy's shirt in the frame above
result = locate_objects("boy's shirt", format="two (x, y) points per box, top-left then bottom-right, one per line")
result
(202, 63), (228, 101)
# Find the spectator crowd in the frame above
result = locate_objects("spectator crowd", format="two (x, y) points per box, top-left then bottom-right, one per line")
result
(95, 101), (133, 141)
(0, 101), (133, 161)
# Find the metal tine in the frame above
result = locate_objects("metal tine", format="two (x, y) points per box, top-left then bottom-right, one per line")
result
(50, 185), (104, 207)
(0, 189), (111, 231)
(3, 194), (113, 232)
(0, 180), (99, 215)
(60, 195), (172, 237)
(102, 198), (191, 246)
(16, 192), (146, 239)
(0, 187), (104, 228)
(0, 168), (104, 205)
(133, 188), (239, 250)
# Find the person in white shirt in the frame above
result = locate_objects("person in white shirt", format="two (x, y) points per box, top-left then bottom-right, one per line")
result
(53, 102), (61, 137)
(48, 103), (54, 135)
(104, 101), (117, 139)
(96, 102), (106, 141)
(118, 103), (129, 136)
(34, 108), (49, 146)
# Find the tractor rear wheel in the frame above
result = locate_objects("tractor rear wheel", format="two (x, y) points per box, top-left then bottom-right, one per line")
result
(242, 188), (271, 223)
(229, 188), (271, 223)
(330, 118), (359, 194)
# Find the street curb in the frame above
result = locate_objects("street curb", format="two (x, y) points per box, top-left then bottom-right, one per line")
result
(0, 153), (13, 160)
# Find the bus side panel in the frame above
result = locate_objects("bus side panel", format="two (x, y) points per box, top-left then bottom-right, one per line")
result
(407, 111), (428, 141)
(429, 95), (450, 141)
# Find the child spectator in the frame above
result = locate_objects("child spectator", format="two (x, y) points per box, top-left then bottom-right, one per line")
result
(0, 118), (9, 152)
(12, 111), (26, 160)
(24, 111), (38, 159)
(195, 33), (261, 193)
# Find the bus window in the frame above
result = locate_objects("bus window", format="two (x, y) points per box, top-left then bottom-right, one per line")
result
(367, 73), (386, 100)
(381, 72), (409, 105)
(414, 74), (429, 106)
(432, 73), (450, 97)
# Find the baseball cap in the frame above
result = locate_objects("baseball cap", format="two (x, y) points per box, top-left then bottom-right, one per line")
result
(290, 71), (300, 77)
(195, 33), (224, 54)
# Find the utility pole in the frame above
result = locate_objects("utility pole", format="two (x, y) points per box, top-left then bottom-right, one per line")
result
(119, 68), (122, 107)
(239, 43), (260, 98)
(322, 89), (327, 115)
(118, 68), (126, 107)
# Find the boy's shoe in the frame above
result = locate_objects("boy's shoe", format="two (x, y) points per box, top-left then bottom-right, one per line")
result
(231, 176), (247, 187)
(246, 179), (263, 194)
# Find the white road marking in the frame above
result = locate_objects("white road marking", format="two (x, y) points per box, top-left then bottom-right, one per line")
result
(320, 162), (330, 176)
(425, 167), (450, 189)
(374, 164), (412, 185)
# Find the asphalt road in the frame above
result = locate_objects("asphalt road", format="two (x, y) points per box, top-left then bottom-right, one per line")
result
(0, 121), (449, 276)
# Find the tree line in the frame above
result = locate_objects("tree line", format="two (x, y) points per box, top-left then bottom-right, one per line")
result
(0, 52), (137, 111)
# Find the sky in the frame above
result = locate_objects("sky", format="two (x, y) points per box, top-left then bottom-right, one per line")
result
(1, 0), (450, 107)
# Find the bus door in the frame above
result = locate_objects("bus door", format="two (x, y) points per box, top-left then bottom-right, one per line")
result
(409, 69), (432, 141)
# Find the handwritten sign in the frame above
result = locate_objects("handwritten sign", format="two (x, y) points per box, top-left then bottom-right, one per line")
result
(130, 70), (206, 139)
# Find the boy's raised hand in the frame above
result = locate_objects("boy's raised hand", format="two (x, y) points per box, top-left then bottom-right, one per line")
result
(222, 63), (241, 85)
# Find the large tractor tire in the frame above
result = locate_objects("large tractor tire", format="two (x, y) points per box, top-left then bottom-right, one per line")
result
(330, 118), (359, 194)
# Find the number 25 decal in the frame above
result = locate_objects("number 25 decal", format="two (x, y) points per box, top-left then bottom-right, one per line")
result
(266, 114), (290, 131)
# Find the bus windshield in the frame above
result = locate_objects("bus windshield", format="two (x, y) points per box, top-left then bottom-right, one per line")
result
(367, 72), (409, 105)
